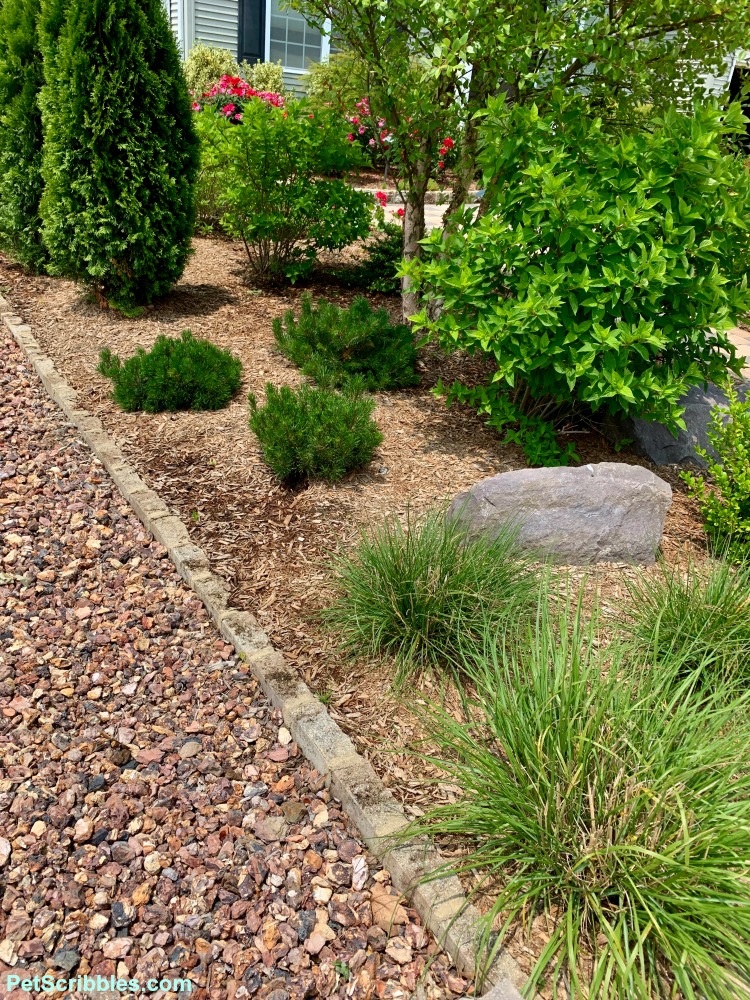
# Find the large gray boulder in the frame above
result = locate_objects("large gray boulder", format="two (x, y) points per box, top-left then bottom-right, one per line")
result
(448, 462), (672, 565)
(616, 380), (748, 467)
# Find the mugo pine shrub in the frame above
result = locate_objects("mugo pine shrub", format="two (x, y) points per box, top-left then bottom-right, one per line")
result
(195, 97), (370, 281)
(248, 384), (382, 483)
(406, 601), (750, 998)
(274, 293), (418, 391)
(98, 331), (242, 412)
(0, 0), (46, 271)
(406, 97), (750, 465)
(682, 380), (750, 561)
(39, 0), (200, 311)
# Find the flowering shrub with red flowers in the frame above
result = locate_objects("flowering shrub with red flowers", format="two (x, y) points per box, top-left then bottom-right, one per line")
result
(346, 98), (393, 168)
(193, 75), (284, 124)
(195, 97), (370, 281)
(435, 135), (458, 174)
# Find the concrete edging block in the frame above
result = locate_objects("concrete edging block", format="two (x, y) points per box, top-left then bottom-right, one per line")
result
(2, 301), (526, 998)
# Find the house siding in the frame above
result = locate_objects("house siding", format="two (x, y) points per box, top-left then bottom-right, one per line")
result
(700, 51), (737, 97)
(195, 0), (239, 57)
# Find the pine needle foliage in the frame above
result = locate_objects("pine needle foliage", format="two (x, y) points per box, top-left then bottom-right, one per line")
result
(273, 293), (418, 392)
(619, 556), (750, 680)
(98, 331), (242, 412)
(405, 601), (750, 998)
(39, 0), (199, 310)
(323, 509), (539, 683)
(0, 0), (46, 271)
(248, 382), (383, 483)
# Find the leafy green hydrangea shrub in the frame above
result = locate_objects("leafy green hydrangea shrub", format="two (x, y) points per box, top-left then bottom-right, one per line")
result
(273, 293), (417, 391)
(248, 383), (383, 482)
(407, 97), (750, 465)
(98, 331), (242, 412)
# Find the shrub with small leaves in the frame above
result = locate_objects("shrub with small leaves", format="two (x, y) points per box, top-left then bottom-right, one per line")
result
(184, 43), (239, 96)
(98, 331), (242, 413)
(274, 293), (417, 391)
(682, 381), (750, 561)
(248, 383), (383, 483)
(238, 59), (284, 95)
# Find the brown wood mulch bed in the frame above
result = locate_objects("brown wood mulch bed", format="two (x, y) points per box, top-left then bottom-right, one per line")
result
(0, 237), (707, 821)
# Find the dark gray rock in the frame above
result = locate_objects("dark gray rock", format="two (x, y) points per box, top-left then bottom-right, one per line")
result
(448, 462), (672, 565)
(616, 381), (748, 467)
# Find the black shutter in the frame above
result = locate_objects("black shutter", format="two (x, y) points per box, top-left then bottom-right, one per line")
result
(238, 0), (265, 64)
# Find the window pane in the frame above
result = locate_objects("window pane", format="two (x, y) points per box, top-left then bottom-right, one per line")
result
(269, 40), (286, 62)
(285, 42), (304, 67)
(287, 22), (304, 45)
(270, 15), (287, 37)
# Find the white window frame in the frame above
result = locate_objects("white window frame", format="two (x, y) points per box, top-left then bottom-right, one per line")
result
(264, 2), (331, 74)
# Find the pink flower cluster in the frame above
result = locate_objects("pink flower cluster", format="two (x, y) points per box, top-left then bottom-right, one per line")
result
(205, 75), (285, 108)
(346, 98), (392, 155)
(375, 191), (404, 220)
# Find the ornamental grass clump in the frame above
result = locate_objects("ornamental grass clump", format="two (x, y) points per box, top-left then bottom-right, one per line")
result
(406, 601), (750, 998)
(98, 331), (242, 413)
(619, 556), (750, 681)
(248, 383), (383, 483)
(323, 510), (539, 684)
(273, 293), (418, 391)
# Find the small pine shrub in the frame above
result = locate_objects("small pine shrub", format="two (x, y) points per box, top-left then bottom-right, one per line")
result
(334, 222), (404, 295)
(248, 383), (382, 483)
(619, 556), (750, 679)
(98, 331), (242, 412)
(682, 380), (750, 561)
(0, 0), (46, 272)
(273, 293), (417, 391)
(405, 602), (750, 996)
(40, 0), (200, 311)
(184, 42), (239, 96)
(323, 510), (539, 683)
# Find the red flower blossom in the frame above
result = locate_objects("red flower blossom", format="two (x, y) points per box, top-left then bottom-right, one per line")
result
(396, 207), (405, 218)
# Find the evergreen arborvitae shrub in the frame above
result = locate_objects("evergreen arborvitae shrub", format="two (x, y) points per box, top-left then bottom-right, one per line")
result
(98, 331), (242, 412)
(249, 383), (383, 483)
(273, 293), (418, 391)
(39, 0), (200, 311)
(0, 0), (46, 271)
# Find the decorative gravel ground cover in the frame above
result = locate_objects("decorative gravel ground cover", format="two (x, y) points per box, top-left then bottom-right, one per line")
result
(0, 327), (470, 1000)
(0, 240), (707, 816)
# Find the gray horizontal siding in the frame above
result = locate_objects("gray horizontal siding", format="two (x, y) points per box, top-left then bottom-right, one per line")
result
(194, 0), (239, 56)
(700, 51), (736, 96)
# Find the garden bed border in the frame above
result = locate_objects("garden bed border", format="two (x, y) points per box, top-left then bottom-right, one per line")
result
(1, 294), (524, 999)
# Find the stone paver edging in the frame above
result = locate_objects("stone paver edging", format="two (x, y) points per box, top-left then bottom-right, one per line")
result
(1, 295), (525, 999)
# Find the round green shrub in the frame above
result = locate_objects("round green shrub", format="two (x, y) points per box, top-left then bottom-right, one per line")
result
(39, 0), (200, 311)
(273, 293), (417, 391)
(183, 42), (239, 96)
(248, 383), (383, 483)
(98, 331), (242, 412)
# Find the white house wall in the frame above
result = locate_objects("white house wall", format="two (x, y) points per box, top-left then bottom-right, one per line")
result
(194, 0), (239, 57)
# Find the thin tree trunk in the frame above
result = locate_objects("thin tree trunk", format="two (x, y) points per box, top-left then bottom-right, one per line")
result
(401, 147), (430, 323)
